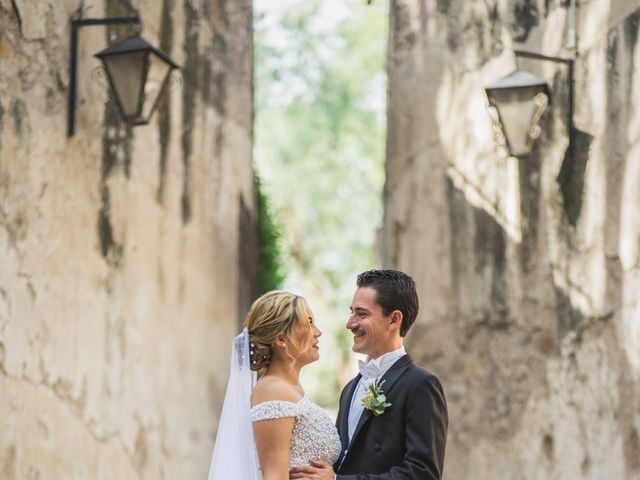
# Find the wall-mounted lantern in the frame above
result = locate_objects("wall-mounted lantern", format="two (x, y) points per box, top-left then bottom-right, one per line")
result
(94, 35), (178, 126)
(485, 69), (549, 158)
(484, 0), (577, 158)
(67, 2), (179, 137)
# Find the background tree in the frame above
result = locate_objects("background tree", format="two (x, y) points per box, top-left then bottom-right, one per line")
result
(254, 0), (388, 406)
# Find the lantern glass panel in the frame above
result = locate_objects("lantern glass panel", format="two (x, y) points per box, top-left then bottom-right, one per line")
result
(103, 51), (146, 117)
(489, 85), (547, 157)
(140, 52), (173, 121)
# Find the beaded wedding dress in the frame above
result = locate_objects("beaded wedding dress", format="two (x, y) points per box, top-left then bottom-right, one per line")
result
(208, 330), (341, 479)
(252, 396), (341, 467)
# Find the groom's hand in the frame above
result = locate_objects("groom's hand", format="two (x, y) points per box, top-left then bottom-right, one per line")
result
(289, 460), (335, 480)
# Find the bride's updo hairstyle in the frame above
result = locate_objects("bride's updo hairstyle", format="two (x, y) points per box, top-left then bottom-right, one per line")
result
(245, 290), (312, 372)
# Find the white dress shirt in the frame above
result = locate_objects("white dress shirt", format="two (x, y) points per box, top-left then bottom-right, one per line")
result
(347, 346), (406, 443)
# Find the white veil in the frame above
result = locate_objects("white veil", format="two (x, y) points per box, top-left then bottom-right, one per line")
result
(208, 328), (261, 479)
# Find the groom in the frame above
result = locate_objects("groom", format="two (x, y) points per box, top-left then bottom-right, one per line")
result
(291, 269), (448, 479)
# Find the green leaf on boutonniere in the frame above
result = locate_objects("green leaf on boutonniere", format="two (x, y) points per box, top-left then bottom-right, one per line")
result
(361, 378), (392, 416)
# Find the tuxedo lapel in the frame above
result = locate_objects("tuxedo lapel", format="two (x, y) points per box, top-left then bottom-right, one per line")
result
(339, 375), (361, 452)
(348, 354), (412, 448)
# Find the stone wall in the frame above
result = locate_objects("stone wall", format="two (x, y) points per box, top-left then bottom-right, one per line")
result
(0, 0), (255, 478)
(383, 1), (640, 479)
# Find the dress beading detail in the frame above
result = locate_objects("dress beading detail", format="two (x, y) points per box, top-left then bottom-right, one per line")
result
(251, 396), (341, 468)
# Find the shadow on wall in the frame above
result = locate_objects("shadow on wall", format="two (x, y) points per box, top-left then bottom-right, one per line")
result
(556, 129), (593, 227)
(446, 176), (509, 331)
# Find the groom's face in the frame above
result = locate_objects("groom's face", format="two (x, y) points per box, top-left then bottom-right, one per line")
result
(347, 287), (395, 359)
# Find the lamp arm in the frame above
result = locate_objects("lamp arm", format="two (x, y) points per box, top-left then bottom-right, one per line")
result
(67, 16), (141, 137)
(514, 0), (578, 144)
(513, 49), (575, 147)
(513, 49), (573, 65)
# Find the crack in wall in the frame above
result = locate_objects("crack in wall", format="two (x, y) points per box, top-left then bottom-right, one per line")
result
(9, 0), (21, 32)
(0, 369), (142, 477)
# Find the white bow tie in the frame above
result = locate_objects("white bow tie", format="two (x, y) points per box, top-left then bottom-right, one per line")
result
(358, 360), (383, 381)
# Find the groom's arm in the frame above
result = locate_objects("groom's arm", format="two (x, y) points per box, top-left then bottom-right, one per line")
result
(337, 374), (448, 480)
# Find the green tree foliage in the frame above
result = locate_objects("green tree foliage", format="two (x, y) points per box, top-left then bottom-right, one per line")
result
(256, 175), (286, 294)
(254, 0), (388, 405)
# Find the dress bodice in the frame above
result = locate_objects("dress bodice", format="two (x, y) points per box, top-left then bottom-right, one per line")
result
(251, 395), (341, 468)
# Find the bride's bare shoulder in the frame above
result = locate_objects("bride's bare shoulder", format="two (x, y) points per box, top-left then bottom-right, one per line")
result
(251, 375), (301, 406)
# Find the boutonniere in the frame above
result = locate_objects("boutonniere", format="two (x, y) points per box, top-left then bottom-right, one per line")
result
(361, 378), (392, 416)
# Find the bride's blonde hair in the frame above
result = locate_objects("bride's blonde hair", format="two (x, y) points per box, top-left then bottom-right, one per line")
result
(245, 291), (313, 372)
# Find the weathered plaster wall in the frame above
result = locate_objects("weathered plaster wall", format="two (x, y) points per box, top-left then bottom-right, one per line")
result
(0, 0), (255, 478)
(384, 1), (640, 479)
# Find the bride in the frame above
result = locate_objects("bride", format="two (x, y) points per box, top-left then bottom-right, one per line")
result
(208, 291), (341, 480)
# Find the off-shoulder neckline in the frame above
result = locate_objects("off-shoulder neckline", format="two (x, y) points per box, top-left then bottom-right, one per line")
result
(251, 394), (306, 409)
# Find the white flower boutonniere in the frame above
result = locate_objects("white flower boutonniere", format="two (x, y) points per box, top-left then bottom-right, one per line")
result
(361, 378), (392, 416)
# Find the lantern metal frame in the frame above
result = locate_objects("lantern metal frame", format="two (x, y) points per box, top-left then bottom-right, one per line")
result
(94, 35), (179, 126)
(485, 68), (551, 157)
(485, 50), (575, 158)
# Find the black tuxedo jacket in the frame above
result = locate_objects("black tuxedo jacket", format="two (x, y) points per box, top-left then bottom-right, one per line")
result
(334, 354), (448, 479)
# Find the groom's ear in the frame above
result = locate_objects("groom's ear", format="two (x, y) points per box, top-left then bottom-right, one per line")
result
(389, 310), (403, 332)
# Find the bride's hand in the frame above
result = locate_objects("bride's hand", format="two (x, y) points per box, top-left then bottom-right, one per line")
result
(289, 460), (335, 480)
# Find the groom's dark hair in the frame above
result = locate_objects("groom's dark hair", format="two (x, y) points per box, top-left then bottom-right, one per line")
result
(357, 269), (419, 337)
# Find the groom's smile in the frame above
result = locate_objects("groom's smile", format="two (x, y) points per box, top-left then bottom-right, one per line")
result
(349, 326), (367, 348)
(348, 286), (399, 360)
